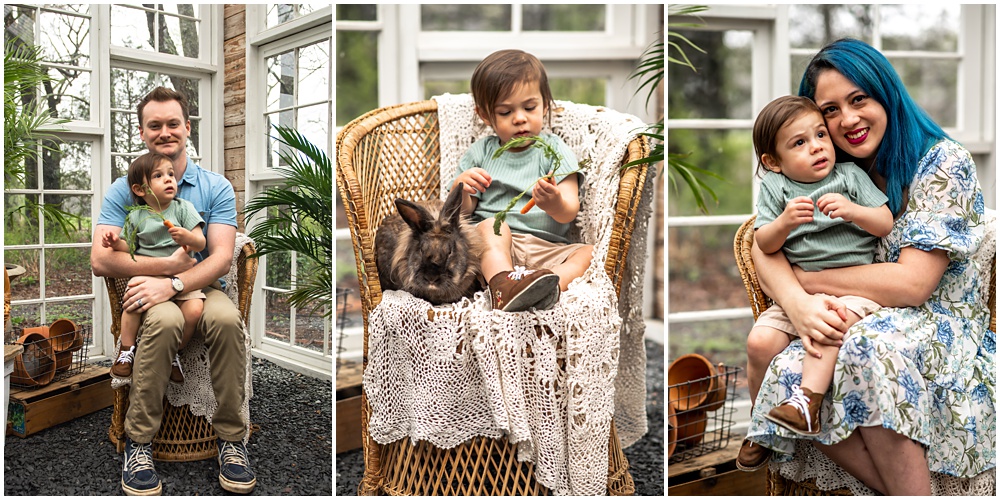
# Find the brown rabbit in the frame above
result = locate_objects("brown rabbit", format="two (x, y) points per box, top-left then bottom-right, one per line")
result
(375, 183), (484, 304)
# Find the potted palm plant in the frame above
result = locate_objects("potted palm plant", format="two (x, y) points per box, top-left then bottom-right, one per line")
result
(244, 125), (332, 318)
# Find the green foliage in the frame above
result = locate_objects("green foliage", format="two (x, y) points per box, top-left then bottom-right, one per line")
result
(245, 125), (333, 318)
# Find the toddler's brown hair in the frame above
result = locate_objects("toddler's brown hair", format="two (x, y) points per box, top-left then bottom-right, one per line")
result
(471, 49), (555, 128)
(127, 152), (173, 205)
(752, 95), (824, 176)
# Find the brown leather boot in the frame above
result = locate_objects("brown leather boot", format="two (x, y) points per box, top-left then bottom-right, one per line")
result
(111, 345), (135, 378)
(735, 438), (770, 471)
(170, 353), (185, 384)
(488, 267), (560, 312)
(766, 385), (823, 436)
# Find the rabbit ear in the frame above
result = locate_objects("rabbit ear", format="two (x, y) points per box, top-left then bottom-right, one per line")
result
(441, 182), (464, 225)
(396, 199), (432, 232)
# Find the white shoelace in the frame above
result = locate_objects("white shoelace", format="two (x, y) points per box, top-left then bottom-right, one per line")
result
(172, 354), (184, 377)
(116, 347), (135, 365)
(219, 441), (249, 468)
(125, 441), (155, 473)
(785, 384), (814, 432)
(507, 265), (533, 281)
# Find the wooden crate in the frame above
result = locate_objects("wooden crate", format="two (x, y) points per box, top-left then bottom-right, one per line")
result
(668, 438), (768, 496)
(336, 359), (363, 454)
(6, 364), (113, 437)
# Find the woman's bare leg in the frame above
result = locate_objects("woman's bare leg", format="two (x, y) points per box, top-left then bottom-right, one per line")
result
(858, 426), (931, 495)
(814, 432), (888, 494)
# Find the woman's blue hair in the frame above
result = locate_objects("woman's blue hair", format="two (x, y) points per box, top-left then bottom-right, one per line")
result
(798, 38), (949, 216)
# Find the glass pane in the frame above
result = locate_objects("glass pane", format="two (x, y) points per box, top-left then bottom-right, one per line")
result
(267, 4), (314, 28)
(39, 10), (90, 67)
(111, 68), (157, 110)
(668, 225), (748, 313)
(267, 49), (296, 112)
(42, 195), (90, 244)
(110, 5), (154, 51)
(8, 303), (42, 331)
(266, 110), (295, 169)
(667, 128), (753, 217)
(668, 317), (755, 374)
(424, 80), (468, 99)
(265, 289), (292, 344)
(667, 29), (753, 120)
(788, 5), (874, 49)
(43, 5), (90, 15)
(880, 5), (959, 52)
(421, 4), (511, 31)
(44, 66), (90, 121)
(44, 249), (92, 298)
(550, 78), (605, 106)
(113, 155), (135, 181)
(42, 140), (91, 190)
(789, 54), (814, 95)
(296, 308), (326, 353)
(160, 10), (200, 58)
(336, 30), (378, 126)
(299, 39), (331, 104)
(889, 57), (958, 128)
(337, 4), (376, 21)
(5, 195), (40, 245)
(522, 4), (604, 31)
(298, 103), (329, 154)
(6, 249), (41, 301)
(5, 6), (37, 46)
(112, 111), (146, 154)
(44, 299), (93, 328)
(187, 117), (201, 159)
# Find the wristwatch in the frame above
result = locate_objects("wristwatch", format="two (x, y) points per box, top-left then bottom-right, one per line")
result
(170, 276), (184, 293)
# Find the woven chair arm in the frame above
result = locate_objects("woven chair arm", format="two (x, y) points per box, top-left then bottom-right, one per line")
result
(605, 136), (650, 297)
(734, 216), (773, 320)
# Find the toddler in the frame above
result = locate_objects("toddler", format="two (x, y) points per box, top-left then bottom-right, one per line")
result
(452, 49), (594, 312)
(102, 152), (206, 383)
(737, 95), (893, 470)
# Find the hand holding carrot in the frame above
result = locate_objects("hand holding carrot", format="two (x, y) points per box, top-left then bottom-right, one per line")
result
(520, 175), (557, 214)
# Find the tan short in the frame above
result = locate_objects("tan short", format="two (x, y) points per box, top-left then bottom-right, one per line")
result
(754, 294), (880, 338)
(510, 233), (591, 270)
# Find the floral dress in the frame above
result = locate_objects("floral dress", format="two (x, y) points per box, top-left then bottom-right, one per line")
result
(747, 139), (994, 477)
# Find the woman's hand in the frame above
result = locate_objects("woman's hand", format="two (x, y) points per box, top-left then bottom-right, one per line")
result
(786, 294), (849, 358)
(123, 276), (176, 313)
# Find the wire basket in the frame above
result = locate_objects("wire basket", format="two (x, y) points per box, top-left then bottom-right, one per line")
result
(6, 323), (92, 388)
(668, 364), (741, 464)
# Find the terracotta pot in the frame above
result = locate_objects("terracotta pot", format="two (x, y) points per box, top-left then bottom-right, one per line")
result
(668, 353), (726, 411)
(22, 325), (49, 338)
(13, 332), (56, 387)
(55, 350), (73, 372)
(48, 318), (80, 353)
(674, 408), (708, 448)
(667, 403), (678, 459)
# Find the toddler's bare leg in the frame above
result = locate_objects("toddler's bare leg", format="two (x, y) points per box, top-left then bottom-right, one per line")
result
(549, 245), (593, 291)
(178, 298), (205, 350)
(746, 326), (793, 404)
(800, 311), (862, 395)
(120, 310), (141, 347)
(477, 218), (514, 280)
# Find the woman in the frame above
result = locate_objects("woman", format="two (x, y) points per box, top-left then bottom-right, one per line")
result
(743, 38), (992, 495)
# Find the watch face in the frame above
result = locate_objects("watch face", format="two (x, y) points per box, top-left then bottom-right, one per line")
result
(172, 278), (183, 292)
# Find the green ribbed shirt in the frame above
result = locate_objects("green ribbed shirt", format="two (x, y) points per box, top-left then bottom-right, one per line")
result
(121, 198), (205, 258)
(454, 133), (579, 243)
(754, 162), (888, 271)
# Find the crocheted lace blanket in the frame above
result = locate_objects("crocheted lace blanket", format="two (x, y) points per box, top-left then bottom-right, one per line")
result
(363, 94), (653, 495)
(111, 232), (254, 442)
(775, 209), (996, 494)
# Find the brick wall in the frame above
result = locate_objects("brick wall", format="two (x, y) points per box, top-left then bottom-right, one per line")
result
(223, 5), (247, 230)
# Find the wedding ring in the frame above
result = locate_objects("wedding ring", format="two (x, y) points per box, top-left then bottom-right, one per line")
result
(137, 298), (143, 307)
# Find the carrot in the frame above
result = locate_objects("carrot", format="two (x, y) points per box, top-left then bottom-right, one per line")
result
(520, 175), (556, 214)
(163, 219), (189, 252)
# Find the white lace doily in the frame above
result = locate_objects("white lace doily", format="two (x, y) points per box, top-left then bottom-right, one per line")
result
(362, 94), (654, 495)
(111, 232), (254, 443)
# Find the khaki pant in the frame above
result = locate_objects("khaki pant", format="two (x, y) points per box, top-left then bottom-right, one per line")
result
(509, 232), (591, 269)
(125, 286), (246, 443)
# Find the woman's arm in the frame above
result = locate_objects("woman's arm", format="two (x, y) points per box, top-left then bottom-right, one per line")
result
(795, 246), (949, 307)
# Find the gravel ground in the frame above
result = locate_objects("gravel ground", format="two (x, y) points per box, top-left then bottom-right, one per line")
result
(3, 358), (332, 495)
(335, 338), (665, 495)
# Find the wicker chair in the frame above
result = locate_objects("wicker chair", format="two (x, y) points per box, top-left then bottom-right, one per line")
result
(337, 99), (649, 495)
(105, 238), (257, 461)
(734, 215), (997, 495)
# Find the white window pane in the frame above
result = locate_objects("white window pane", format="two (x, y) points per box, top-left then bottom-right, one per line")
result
(880, 5), (959, 52)
(669, 225), (749, 313)
(6, 250), (41, 301)
(160, 10), (200, 58)
(267, 49), (295, 112)
(668, 317), (754, 370)
(667, 129), (753, 217)
(299, 40), (330, 104)
(266, 110), (295, 169)
(297, 103), (329, 154)
(336, 30), (377, 126)
(550, 78), (606, 106)
(267, 4), (313, 28)
(336, 4), (376, 21)
(265, 289), (292, 344)
(111, 4), (200, 57)
(113, 155), (133, 180)
(522, 5), (605, 32)
(111, 68), (157, 109)
(5, 6), (37, 45)
(42, 140), (92, 191)
(889, 57), (958, 128)
(40, 10), (90, 67)
(187, 118), (201, 159)
(43, 5), (90, 15)
(44, 66), (90, 121)
(421, 5), (511, 31)
(109, 68), (201, 158)
(4, 198), (40, 246)
(112, 111), (144, 155)
(667, 29), (753, 120)
(110, 5), (154, 51)
(44, 250), (92, 297)
(788, 5), (874, 49)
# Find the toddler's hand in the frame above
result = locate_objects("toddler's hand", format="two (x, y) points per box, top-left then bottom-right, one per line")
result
(454, 168), (492, 195)
(102, 230), (119, 248)
(778, 196), (814, 228)
(168, 226), (193, 246)
(816, 193), (856, 222)
(532, 176), (561, 213)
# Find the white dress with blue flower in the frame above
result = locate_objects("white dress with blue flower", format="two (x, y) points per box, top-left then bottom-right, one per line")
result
(747, 139), (994, 480)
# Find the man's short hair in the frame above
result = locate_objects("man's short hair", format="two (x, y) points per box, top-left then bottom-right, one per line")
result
(137, 86), (190, 127)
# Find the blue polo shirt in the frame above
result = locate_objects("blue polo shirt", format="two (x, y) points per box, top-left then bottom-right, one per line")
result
(98, 157), (238, 266)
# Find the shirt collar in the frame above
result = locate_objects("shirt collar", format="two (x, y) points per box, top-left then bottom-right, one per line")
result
(179, 157), (199, 187)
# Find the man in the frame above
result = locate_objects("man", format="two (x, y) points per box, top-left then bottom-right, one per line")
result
(91, 87), (255, 495)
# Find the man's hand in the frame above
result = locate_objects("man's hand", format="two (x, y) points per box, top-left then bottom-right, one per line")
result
(122, 276), (176, 313)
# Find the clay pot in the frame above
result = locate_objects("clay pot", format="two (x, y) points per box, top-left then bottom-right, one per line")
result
(667, 403), (678, 459)
(13, 332), (56, 387)
(48, 318), (80, 353)
(674, 408), (708, 448)
(55, 350), (74, 372)
(22, 325), (49, 338)
(668, 353), (727, 412)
